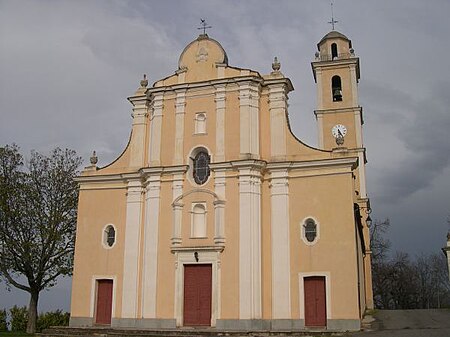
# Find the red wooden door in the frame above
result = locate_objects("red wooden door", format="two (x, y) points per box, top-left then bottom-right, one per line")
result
(183, 264), (212, 326)
(304, 276), (327, 327)
(95, 279), (113, 325)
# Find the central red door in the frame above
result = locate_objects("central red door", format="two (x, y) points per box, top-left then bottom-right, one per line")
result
(183, 264), (212, 326)
(304, 276), (327, 327)
(95, 279), (113, 325)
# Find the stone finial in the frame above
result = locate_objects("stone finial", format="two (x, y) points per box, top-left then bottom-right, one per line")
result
(90, 151), (98, 165)
(140, 74), (148, 88)
(272, 57), (281, 72)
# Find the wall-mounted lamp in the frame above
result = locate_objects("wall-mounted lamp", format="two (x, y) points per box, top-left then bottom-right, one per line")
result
(366, 215), (372, 227)
(359, 199), (372, 227)
(194, 251), (199, 262)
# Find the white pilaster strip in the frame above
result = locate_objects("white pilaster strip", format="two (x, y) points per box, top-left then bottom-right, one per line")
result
(239, 83), (260, 159)
(121, 180), (144, 318)
(317, 114), (325, 149)
(174, 91), (186, 165)
(149, 93), (164, 166)
(214, 169), (226, 245)
(215, 86), (226, 162)
(316, 68), (323, 110)
(239, 167), (262, 319)
(358, 152), (367, 199)
(141, 175), (161, 318)
(129, 95), (149, 168)
(350, 64), (359, 107)
(269, 85), (287, 160)
(171, 174), (184, 246)
(270, 169), (291, 318)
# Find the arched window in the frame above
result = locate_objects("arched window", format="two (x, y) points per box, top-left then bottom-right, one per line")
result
(195, 113), (207, 134)
(192, 203), (207, 238)
(331, 43), (338, 59)
(193, 151), (210, 185)
(304, 218), (317, 243)
(332, 75), (342, 102)
(103, 225), (116, 248)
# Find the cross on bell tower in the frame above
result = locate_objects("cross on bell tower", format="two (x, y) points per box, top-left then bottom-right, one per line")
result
(198, 19), (212, 35)
(328, 1), (338, 30)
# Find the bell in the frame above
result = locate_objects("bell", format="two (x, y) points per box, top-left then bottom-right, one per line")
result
(333, 89), (342, 101)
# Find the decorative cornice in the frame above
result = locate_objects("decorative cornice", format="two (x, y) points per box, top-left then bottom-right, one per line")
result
(76, 165), (188, 184)
(171, 245), (224, 254)
(314, 106), (362, 116)
(266, 157), (358, 171)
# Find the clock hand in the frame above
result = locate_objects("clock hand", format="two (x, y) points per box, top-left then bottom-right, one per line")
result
(338, 129), (343, 137)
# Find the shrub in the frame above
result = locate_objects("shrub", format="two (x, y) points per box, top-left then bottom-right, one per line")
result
(9, 305), (28, 332)
(36, 310), (70, 332)
(0, 308), (8, 331)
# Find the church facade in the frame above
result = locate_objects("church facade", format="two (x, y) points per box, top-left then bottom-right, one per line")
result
(70, 30), (373, 331)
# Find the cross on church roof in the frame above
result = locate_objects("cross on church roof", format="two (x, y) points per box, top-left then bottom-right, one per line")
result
(328, 1), (338, 30)
(198, 19), (212, 35)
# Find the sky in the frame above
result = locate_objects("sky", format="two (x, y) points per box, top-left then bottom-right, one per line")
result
(1, 0), (450, 313)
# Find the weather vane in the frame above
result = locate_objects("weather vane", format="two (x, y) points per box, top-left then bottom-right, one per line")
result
(328, 1), (338, 30)
(198, 19), (212, 35)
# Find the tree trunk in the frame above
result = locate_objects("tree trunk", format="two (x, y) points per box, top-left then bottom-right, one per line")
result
(26, 290), (39, 334)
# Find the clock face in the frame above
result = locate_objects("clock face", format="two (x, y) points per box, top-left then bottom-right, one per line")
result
(332, 124), (347, 138)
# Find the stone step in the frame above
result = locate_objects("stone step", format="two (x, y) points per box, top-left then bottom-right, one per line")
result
(40, 327), (345, 337)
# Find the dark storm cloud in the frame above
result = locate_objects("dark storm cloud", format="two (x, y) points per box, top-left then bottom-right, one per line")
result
(364, 81), (450, 203)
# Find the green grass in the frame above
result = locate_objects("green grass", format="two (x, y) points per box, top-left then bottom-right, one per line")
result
(0, 332), (32, 337)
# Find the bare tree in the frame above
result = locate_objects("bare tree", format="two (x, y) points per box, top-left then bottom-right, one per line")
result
(0, 144), (82, 333)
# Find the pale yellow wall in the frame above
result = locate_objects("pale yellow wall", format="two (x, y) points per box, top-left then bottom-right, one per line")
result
(259, 93), (272, 160)
(319, 38), (351, 57)
(289, 172), (360, 320)
(183, 94), (217, 161)
(320, 68), (355, 110)
(220, 172), (240, 319)
(321, 112), (358, 149)
(71, 187), (127, 318)
(223, 90), (240, 160)
(160, 96), (176, 166)
(155, 180), (175, 318)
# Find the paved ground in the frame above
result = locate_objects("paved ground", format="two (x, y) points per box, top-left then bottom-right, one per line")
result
(347, 309), (450, 337)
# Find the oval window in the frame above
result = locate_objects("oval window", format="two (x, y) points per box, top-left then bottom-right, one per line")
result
(304, 218), (317, 243)
(104, 225), (116, 247)
(193, 151), (210, 185)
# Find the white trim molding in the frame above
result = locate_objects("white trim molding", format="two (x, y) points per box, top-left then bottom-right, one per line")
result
(90, 275), (117, 320)
(239, 82), (260, 159)
(121, 180), (144, 319)
(172, 247), (222, 327)
(101, 223), (117, 249)
(238, 165), (262, 319)
(300, 216), (321, 246)
(268, 84), (288, 160)
(270, 168), (291, 318)
(174, 90), (186, 165)
(141, 174), (162, 318)
(215, 85), (226, 162)
(298, 272), (332, 320)
(149, 93), (164, 166)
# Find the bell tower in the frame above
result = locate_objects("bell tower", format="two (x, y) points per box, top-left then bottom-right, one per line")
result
(311, 31), (367, 197)
(312, 31), (374, 309)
